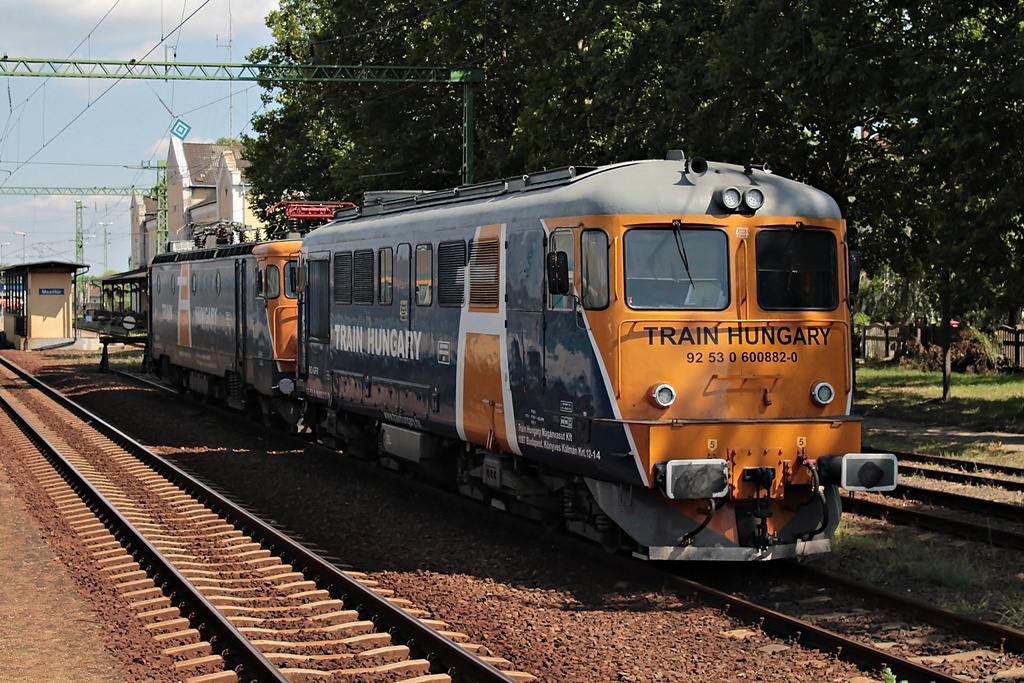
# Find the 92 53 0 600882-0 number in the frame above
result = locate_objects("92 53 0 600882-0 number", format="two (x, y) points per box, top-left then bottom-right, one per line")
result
(685, 351), (799, 363)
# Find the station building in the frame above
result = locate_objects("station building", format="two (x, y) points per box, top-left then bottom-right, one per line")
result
(0, 261), (86, 350)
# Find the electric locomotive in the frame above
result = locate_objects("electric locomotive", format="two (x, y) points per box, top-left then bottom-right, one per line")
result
(149, 239), (303, 426)
(296, 152), (897, 561)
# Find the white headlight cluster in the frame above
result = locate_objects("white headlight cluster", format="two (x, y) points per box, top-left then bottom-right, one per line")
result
(810, 381), (835, 406)
(717, 187), (765, 212)
(648, 383), (677, 409)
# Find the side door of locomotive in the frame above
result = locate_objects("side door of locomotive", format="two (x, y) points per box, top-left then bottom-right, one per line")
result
(234, 257), (247, 383)
(543, 227), (595, 440)
(395, 242), (412, 334)
(302, 251), (333, 400)
(506, 226), (545, 398)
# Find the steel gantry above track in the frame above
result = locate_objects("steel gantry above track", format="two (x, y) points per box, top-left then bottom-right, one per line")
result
(0, 161), (168, 263)
(0, 57), (485, 184)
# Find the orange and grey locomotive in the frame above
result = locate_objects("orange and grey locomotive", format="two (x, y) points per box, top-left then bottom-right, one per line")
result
(149, 240), (303, 427)
(296, 153), (897, 561)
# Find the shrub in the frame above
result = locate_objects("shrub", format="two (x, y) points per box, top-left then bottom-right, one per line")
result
(897, 327), (1003, 374)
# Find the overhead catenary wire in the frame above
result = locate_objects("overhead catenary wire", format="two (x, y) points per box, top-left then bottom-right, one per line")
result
(0, 0), (213, 185)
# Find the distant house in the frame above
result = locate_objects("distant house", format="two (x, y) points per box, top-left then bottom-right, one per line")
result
(217, 147), (263, 236)
(129, 194), (158, 270)
(128, 138), (265, 267)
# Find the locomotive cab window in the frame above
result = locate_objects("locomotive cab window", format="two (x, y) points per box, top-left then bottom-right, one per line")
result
(285, 261), (298, 298)
(756, 227), (838, 310)
(548, 228), (575, 310)
(265, 264), (281, 299)
(624, 227), (728, 310)
(581, 229), (609, 310)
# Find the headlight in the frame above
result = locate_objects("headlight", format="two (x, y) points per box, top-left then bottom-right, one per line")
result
(743, 188), (764, 211)
(649, 383), (677, 408)
(811, 381), (835, 406)
(720, 187), (742, 210)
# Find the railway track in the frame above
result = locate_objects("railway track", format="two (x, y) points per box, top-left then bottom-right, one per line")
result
(676, 560), (1024, 683)
(0, 356), (532, 683)
(49, 358), (1024, 681)
(866, 445), (1024, 481)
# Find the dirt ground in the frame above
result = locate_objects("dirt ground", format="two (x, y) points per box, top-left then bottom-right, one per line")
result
(0, 463), (126, 682)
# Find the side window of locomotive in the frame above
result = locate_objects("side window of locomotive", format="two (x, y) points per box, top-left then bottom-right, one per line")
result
(548, 228), (575, 310)
(438, 240), (467, 307)
(415, 243), (433, 306)
(581, 229), (609, 310)
(378, 247), (393, 305)
(353, 249), (374, 305)
(756, 228), (838, 310)
(307, 259), (331, 339)
(284, 261), (299, 299)
(333, 251), (353, 305)
(265, 264), (282, 299)
(624, 227), (729, 309)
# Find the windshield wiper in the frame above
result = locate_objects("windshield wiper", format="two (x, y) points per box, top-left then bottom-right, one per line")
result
(786, 221), (806, 291)
(672, 220), (695, 289)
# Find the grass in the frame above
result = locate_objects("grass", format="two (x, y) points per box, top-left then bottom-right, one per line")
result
(856, 361), (1024, 432)
(809, 520), (1024, 628)
(823, 521), (988, 587)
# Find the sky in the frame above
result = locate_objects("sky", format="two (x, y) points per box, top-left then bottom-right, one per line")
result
(0, 0), (279, 274)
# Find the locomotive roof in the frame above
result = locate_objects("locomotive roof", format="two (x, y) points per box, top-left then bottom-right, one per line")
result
(303, 157), (841, 249)
(151, 238), (302, 264)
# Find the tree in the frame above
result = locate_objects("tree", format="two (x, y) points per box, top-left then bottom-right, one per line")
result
(240, 0), (1024, 393)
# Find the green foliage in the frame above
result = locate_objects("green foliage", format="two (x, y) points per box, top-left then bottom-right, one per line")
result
(881, 667), (907, 683)
(242, 0), (1024, 327)
(855, 265), (937, 325)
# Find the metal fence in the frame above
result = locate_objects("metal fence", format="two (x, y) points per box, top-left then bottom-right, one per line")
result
(994, 326), (1024, 368)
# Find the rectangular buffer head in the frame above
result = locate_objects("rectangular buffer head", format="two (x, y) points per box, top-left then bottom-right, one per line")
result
(656, 459), (730, 500)
(838, 453), (898, 492)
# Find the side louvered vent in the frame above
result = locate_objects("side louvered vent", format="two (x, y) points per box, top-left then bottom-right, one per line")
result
(469, 238), (500, 307)
(353, 249), (374, 305)
(333, 251), (352, 304)
(438, 240), (467, 307)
